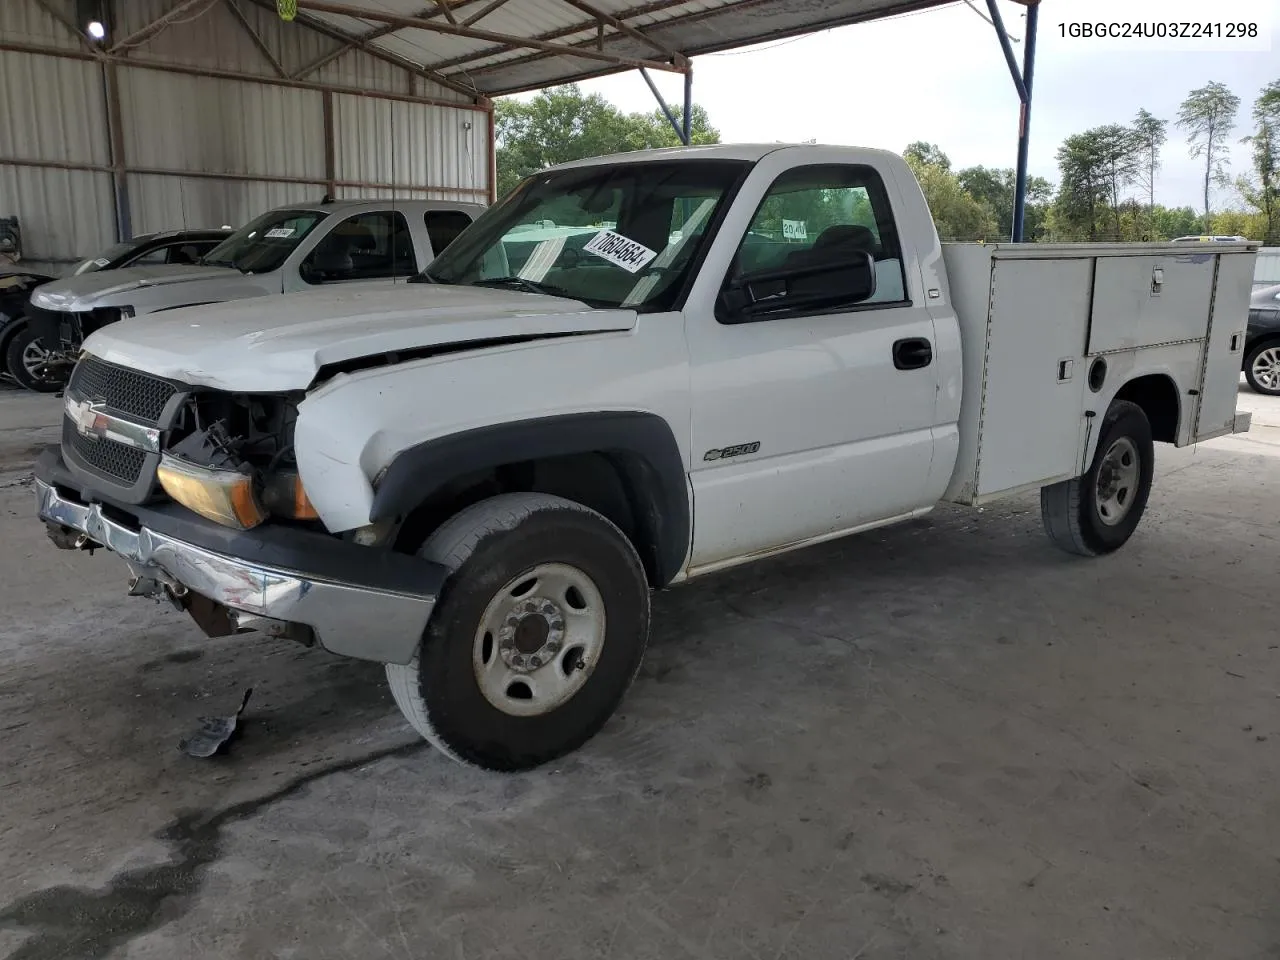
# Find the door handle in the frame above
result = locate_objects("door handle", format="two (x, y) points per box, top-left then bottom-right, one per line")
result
(893, 337), (933, 371)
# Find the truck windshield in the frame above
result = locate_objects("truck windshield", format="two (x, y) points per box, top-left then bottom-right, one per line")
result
(422, 159), (749, 311)
(202, 209), (325, 274)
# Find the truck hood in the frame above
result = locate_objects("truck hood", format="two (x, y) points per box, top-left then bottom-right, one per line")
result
(84, 284), (636, 392)
(29, 263), (244, 311)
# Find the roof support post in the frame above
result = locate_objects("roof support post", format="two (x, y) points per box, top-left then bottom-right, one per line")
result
(682, 67), (692, 144)
(986, 0), (1039, 241)
(640, 66), (687, 145)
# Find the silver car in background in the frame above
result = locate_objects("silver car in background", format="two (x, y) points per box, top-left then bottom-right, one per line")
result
(25, 197), (484, 383)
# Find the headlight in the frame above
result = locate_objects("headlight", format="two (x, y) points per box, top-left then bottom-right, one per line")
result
(261, 469), (319, 521)
(157, 454), (266, 530)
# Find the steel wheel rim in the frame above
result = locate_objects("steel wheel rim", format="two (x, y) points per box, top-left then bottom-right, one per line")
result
(473, 562), (606, 717)
(1253, 347), (1280, 391)
(21, 338), (54, 381)
(1095, 436), (1140, 527)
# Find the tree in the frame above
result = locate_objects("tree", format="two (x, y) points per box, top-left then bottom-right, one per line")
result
(903, 141), (951, 172)
(1177, 82), (1241, 230)
(1236, 80), (1280, 243)
(903, 149), (997, 240)
(1132, 108), (1168, 212)
(1055, 131), (1109, 239)
(1148, 204), (1203, 240)
(955, 165), (1053, 240)
(493, 85), (720, 198)
(1095, 124), (1145, 237)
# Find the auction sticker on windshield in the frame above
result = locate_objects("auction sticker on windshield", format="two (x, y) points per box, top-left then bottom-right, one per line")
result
(265, 228), (296, 239)
(583, 230), (658, 274)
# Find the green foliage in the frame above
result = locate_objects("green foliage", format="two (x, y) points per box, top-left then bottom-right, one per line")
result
(1132, 108), (1168, 209)
(904, 151), (998, 240)
(1177, 81), (1242, 227)
(956, 165), (1052, 240)
(493, 85), (720, 199)
(903, 142), (951, 172)
(1054, 130), (1109, 240)
(1237, 80), (1280, 243)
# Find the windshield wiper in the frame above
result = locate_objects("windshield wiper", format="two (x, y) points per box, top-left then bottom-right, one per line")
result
(470, 276), (560, 297)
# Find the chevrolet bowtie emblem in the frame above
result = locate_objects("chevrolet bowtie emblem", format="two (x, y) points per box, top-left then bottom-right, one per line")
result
(67, 396), (110, 441)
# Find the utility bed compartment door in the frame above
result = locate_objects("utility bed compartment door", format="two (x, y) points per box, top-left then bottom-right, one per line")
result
(1194, 251), (1253, 441)
(1088, 255), (1214, 354)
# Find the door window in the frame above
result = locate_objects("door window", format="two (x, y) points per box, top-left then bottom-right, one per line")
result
(165, 241), (215, 265)
(424, 209), (474, 257)
(301, 211), (417, 284)
(127, 247), (168, 266)
(726, 164), (908, 317)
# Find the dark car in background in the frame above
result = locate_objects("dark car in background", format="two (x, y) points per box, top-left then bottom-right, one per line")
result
(0, 228), (232, 392)
(1245, 282), (1280, 396)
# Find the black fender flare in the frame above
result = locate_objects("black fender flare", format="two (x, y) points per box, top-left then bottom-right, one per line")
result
(369, 411), (690, 587)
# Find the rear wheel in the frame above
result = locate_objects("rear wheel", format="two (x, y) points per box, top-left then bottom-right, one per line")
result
(1041, 399), (1154, 557)
(386, 492), (650, 771)
(5, 323), (65, 393)
(1244, 341), (1280, 396)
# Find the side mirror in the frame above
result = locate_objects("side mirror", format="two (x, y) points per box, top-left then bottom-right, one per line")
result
(717, 250), (876, 323)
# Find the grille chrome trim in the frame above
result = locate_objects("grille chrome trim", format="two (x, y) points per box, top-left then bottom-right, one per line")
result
(64, 388), (160, 453)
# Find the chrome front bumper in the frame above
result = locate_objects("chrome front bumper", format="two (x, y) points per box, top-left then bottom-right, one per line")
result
(35, 477), (439, 664)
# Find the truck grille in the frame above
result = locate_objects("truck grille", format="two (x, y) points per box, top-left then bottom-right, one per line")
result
(62, 417), (147, 484)
(68, 355), (177, 423)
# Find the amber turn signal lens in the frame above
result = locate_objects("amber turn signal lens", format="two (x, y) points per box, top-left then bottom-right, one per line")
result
(157, 455), (266, 530)
(261, 470), (320, 521)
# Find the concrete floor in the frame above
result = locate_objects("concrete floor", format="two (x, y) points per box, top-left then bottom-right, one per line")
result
(1, 384), (1278, 960)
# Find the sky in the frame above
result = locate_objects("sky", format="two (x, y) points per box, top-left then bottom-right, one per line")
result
(542, 0), (1280, 212)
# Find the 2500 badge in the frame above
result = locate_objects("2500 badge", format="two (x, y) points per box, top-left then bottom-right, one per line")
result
(703, 442), (761, 462)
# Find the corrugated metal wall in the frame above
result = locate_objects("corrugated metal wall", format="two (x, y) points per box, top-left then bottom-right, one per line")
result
(1, 0), (491, 274)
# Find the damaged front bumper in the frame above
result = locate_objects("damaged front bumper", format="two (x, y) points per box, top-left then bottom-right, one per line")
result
(33, 447), (443, 665)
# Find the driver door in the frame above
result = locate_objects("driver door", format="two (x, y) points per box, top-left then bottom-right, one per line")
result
(684, 156), (941, 573)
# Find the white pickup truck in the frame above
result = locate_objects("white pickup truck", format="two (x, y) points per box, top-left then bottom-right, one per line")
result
(32, 144), (1256, 771)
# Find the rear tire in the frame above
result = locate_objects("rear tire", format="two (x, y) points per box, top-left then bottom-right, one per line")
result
(5, 323), (65, 393)
(1041, 399), (1153, 557)
(386, 492), (650, 772)
(1244, 341), (1280, 396)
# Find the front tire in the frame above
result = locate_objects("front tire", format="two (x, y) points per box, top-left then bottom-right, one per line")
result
(1244, 341), (1280, 396)
(386, 493), (650, 772)
(1041, 399), (1154, 557)
(5, 323), (65, 393)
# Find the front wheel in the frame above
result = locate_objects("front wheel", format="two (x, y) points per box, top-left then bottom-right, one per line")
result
(386, 493), (650, 772)
(5, 323), (66, 393)
(1041, 399), (1154, 557)
(1244, 341), (1280, 396)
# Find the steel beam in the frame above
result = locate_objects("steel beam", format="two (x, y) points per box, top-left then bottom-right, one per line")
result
(290, 0), (683, 73)
(108, 0), (214, 55)
(682, 67), (692, 144)
(558, 0), (679, 62)
(224, 0), (287, 77)
(29, 0), (100, 52)
(0, 156), (489, 196)
(103, 59), (132, 238)
(463, 0), (514, 27)
(245, 0), (482, 100)
(0, 39), (489, 112)
(984, 0), (1038, 241)
(640, 67), (685, 144)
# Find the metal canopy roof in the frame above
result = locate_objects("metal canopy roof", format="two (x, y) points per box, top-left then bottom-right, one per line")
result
(279, 0), (955, 99)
